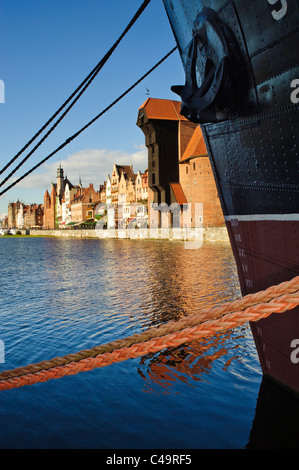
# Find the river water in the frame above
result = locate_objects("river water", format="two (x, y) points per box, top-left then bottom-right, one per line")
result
(0, 236), (298, 450)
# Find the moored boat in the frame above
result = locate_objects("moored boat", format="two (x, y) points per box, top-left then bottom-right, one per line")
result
(163, 0), (299, 393)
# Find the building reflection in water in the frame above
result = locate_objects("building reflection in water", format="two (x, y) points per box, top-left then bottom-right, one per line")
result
(132, 241), (244, 393)
(137, 330), (244, 393)
(124, 240), (299, 448)
(139, 241), (241, 328)
(103, 239), (299, 448)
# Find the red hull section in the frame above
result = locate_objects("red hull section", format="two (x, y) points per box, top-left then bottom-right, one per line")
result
(226, 218), (299, 393)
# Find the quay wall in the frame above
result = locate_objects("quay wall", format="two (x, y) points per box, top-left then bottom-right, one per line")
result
(26, 227), (229, 242)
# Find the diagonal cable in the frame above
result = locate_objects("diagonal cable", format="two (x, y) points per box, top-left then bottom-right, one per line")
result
(0, 47), (177, 197)
(0, 0), (151, 183)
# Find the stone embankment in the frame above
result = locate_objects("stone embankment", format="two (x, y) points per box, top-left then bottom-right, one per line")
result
(26, 227), (229, 242)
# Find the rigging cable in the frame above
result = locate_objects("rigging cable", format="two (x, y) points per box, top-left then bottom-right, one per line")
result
(0, 0), (151, 184)
(0, 47), (177, 197)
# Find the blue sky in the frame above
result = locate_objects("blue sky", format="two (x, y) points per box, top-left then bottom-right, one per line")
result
(0, 0), (185, 218)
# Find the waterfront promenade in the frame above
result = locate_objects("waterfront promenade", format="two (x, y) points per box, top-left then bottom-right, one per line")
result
(24, 226), (229, 242)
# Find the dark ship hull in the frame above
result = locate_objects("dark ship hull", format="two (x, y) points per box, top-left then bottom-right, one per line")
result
(163, 0), (299, 393)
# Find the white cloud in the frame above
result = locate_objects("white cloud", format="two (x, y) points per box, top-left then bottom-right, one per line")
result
(16, 147), (148, 190)
(133, 143), (147, 150)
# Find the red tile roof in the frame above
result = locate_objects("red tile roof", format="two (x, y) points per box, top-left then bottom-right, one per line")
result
(180, 126), (208, 163)
(139, 98), (188, 121)
(115, 164), (135, 178)
(170, 183), (187, 205)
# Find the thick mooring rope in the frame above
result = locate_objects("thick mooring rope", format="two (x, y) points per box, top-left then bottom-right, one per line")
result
(0, 276), (298, 391)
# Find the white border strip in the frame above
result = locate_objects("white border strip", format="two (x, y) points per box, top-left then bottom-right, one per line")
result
(225, 214), (299, 222)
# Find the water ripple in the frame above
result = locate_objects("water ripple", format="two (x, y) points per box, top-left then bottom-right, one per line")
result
(0, 237), (264, 449)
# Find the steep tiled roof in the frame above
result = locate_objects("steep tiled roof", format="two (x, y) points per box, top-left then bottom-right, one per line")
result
(50, 184), (57, 197)
(64, 178), (74, 189)
(113, 164), (135, 181)
(139, 98), (188, 121)
(170, 183), (187, 205)
(180, 126), (208, 163)
(71, 187), (87, 204)
(70, 184), (99, 205)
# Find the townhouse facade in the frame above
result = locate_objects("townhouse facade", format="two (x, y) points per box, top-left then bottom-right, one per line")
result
(41, 162), (149, 229)
(8, 201), (44, 229)
(44, 184), (57, 229)
(70, 183), (101, 223)
(0, 216), (8, 228)
(8, 201), (21, 228)
(99, 164), (149, 226)
(24, 204), (44, 228)
(99, 183), (106, 204)
(43, 164), (99, 228)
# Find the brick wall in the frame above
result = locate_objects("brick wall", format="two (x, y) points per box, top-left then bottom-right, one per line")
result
(179, 156), (225, 227)
(179, 121), (198, 159)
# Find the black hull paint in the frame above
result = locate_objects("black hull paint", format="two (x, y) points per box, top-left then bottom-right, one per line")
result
(163, 0), (299, 393)
(202, 105), (299, 217)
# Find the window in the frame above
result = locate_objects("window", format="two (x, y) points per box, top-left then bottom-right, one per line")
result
(152, 173), (155, 185)
(186, 166), (188, 174)
(193, 162), (196, 170)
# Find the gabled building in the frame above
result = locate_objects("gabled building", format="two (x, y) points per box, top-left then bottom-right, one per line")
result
(8, 201), (44, 229)
(117, 168), (137, 223)
(100, 164), (149, 227)
(44, 183), (57, 229)
(55, 166), (81, 227)
(16, 202), (25, 229)
(106, 175), (112, 205)
(135, 171), (143, 202)
(24, 204), (44, 228)
(118, 172), (127, 206)
(141, 170), (149, 201)
(43, 163), (80, 228)
(8, 201), (21, 228)
(1, 216), (8, 229)
(62, 180), (80, 226)
(70, 183), (100, 223)
(110, 164), (135, 205)
(99, 182), (106, 204)
(126, 174), (137, 205)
